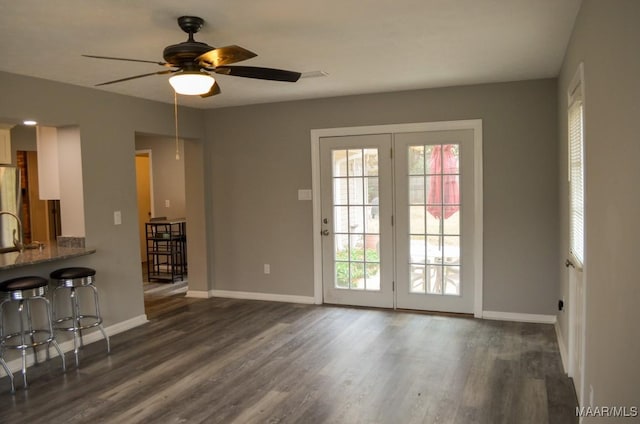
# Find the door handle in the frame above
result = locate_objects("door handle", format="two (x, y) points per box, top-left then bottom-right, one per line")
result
(321, 229), (330, 236)
(565, 259), (575, 268)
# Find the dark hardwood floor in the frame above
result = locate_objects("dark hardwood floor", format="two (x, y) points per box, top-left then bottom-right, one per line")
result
(142, 279), (194, 320)
(0, 295), (578, 423)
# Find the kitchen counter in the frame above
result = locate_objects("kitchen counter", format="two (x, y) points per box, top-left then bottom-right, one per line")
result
(0, 245), (96, 271)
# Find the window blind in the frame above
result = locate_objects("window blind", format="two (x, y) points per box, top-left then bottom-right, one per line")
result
(568, 98), (584, 266)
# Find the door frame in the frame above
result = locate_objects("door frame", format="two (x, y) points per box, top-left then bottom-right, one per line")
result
(311, 119), (484, 317)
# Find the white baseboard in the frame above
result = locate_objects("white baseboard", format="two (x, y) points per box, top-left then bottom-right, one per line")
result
(0, 314), (148, 377)
(482, 310), (557, 324)
(209, 289), (315, 305)
(555, 320), (569, 373)
(185, 290), (211, 298)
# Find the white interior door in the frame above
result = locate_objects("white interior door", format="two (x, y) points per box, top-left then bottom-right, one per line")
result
(568, 264), (585, 405)
(394, 130), (476, 313)
(320, 134), (394, 308)
(567, 64), (586, 405)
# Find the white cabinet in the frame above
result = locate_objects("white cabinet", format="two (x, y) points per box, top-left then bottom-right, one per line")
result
(0, 129), (11, 164)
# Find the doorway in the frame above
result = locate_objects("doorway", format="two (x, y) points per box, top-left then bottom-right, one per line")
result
(313, 120), (483, 316)
(134, 142), (188, 318)
(16, 150), (61, 244)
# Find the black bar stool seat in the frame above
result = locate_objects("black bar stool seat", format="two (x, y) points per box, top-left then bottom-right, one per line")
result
(50, 267), (110, 367)
(0, 276), (66, 392)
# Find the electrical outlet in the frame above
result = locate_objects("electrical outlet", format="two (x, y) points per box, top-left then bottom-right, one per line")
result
(114, 211), (122, 225)
(165, 199), (170, 208)
(264, 264), (270, 274)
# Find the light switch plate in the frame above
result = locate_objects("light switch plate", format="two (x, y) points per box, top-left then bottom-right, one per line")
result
(298, 189), (312, 201)
(114, 211), (122, 225)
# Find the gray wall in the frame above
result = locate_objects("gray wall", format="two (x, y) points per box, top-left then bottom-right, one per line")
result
(10, 125), (37, 153)
(205, 79), (559, 315)
(135, 134), (186, 219)
(0, 71), (206, 330)
(557, 0), (640, 412)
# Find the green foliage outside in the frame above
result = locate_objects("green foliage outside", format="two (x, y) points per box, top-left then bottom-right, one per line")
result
(335, 247), (379, 287)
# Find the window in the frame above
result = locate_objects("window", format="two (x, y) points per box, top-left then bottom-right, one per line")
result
(568, 64), (585, 267)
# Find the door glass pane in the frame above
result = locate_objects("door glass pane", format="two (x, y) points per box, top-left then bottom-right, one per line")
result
(426, 236), (442, 264)
(426, 266), (442, 294)
(349, 234), (364, 260)
(365, 263), (380, 290)
(443, 211), (459, 235)
(335, 261), (349, 288)
(410, 264), (425, 293)
(364, 149), (379, 176)
(333, 150), (348, 177)
(407, 143), (461, 297)
(350, 262), (365, 289)
(443, 266), (460, 295)
(334, 207), (349, 233)
(365, 177), (379, 204)
(334, 234), (349, 258)
(333, 179), (348, 204)
(425, 175), (442, 204)
(349, 206), (364, 233)
(410, 235), (425, 263)
(409, 176), (425, 204)
(443, 236), (460, 265)
(426, 209), (442, 234)
(332, 147), (381, 292)
(409, 206), (425, 234)
(364, 236), (379, 260)
(408, 145), (425, 175)
(349, 177), (364, 204)
(348, 149), (363, 176)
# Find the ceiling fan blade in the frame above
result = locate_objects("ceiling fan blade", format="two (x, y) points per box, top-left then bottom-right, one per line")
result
(196, 45), (257, 67)
(83, 54), (170, 67)
(215, 66), (301, 82)
(95, 70), (175, 86)
(200, 81), (222, 98)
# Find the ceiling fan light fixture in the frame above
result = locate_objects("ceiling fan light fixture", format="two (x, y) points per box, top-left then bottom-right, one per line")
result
(169, 71), (215, 95)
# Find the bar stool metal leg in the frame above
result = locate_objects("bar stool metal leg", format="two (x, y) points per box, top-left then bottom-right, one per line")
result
(90, 285), (110, 353)
(25, 299), (40, 365)
(0, 352), (14, 393)
(18, 301), (28, 388)
(0, 299), (15, 393)
(43, 297), (65, 372)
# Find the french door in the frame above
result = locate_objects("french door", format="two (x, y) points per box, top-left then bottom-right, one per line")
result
(319, 125), (479, 314)
(320, 134), (394, 308)
(395, 130), (475, 313)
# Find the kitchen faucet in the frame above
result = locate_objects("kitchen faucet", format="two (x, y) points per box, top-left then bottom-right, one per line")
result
(0, 211), (24, 252)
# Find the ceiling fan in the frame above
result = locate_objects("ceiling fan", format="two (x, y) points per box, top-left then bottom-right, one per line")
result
(84, 16), (301, 97)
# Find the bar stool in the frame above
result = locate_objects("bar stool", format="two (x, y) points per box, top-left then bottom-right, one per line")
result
(0, 276), (66, 391)
(50, 267), (110, 367)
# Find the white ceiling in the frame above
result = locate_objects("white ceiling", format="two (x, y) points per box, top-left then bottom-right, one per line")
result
(0, 0), (581, 109)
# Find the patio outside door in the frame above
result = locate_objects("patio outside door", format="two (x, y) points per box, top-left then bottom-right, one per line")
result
(320, 134), (394, 308)
(317, 122), (480, 314)
(395, 130), (476, 313)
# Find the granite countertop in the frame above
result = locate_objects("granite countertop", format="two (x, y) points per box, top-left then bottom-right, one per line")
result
(0, 245), (96, 270)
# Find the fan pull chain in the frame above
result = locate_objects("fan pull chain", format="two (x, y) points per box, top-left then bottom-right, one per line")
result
(174, 91), (180, 160)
